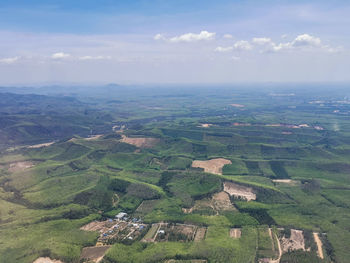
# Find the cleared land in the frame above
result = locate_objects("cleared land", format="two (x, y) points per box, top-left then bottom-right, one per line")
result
(194, 227), (207, 242)
(198, 123), (213, 128)
(191, 158), (232, 175)
(85, 135), (103, 140)
(313, 232), (324, 259)
(80, 246), (111, 263)
(32, 258), (64, 263)
(27, 142), (54, 148)
(8, 161), (35, 173)
(121, 135), (159, 148)
(183, 191), (235, 215)
(272, 179), (298, 185)
(229, 228), (241, 239)
(281, 229), (305, 252)
(223, 181), (256, 201)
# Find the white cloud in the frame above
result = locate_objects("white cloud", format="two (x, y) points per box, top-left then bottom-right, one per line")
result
(252, 37), (273, 45)
(78, 55), (112, 60)
(154, 33), (165, 41)
(214, 46), (233, 52)
(0, 56), (20, 64)
(250, 34), (337, 53)
(51, 52), (71, 59)
(233, 40), (253, 51)
(292, 34), (321, 47)
(223, 34), (233, 39)
(156, 31), (215, 43)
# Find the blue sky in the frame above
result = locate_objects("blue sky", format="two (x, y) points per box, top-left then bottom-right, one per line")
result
(0, 0), (349, 85)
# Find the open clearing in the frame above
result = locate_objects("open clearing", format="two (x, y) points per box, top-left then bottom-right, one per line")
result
(272, 179), (297, 185)
(194, 227), (207, 241)
(121, 135), (159, 148)
(198, 123), (213, 128)
(85, 134), (103, 140)
(223, 181), (256, 201)
(33, 258), (64, 263)
(191, 158), (232, 175)
(313, 232), (324, 259)
(8, 161), (35, 173)
(229, 228), (241, 238)
(182, 191), (235, 215)
(80, 246), (111, 263)
(27, 142), (54, 148)
(212, 191), (236, 211)
(281, 229), (305, 252)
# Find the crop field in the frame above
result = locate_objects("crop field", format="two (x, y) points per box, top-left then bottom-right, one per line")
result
(1, 85), (350, 263)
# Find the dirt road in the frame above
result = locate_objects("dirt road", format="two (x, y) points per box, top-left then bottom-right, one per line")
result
(313, 232), (324, 259)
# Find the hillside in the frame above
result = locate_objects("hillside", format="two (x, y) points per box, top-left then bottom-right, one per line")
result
(0, 86), (350, 263)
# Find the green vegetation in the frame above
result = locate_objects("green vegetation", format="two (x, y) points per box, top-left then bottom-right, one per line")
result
(1, 86), (350, 262)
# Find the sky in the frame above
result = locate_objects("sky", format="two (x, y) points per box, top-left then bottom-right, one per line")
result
(0, 0), (349, 85)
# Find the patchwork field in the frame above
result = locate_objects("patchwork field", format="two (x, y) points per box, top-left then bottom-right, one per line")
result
(1, 86), (350, 263)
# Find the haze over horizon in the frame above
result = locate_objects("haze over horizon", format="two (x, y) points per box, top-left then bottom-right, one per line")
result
(0, 0), (349, 85)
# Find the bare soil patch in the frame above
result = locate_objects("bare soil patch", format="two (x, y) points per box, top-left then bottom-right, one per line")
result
(212, 191), (236, 211)
(121, 135), (159, 148)
(281, 229), (305, 252)
(272, 179), (297, 185)
(223, 181), (256, 201)
(192, 158), (232, 175)
(194, 227), (207, 242)
(80, 246), (111, 263)
(198, 123), (213, 128)
(229, 228), (241, 238)
(183, 191), (235, 215)
(8, 161), (35, 173)
(85, 135), (103, 140)
(313, 232), (324, 259)
(28, 142), (54, 148)
(33, 258), (64, 263)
